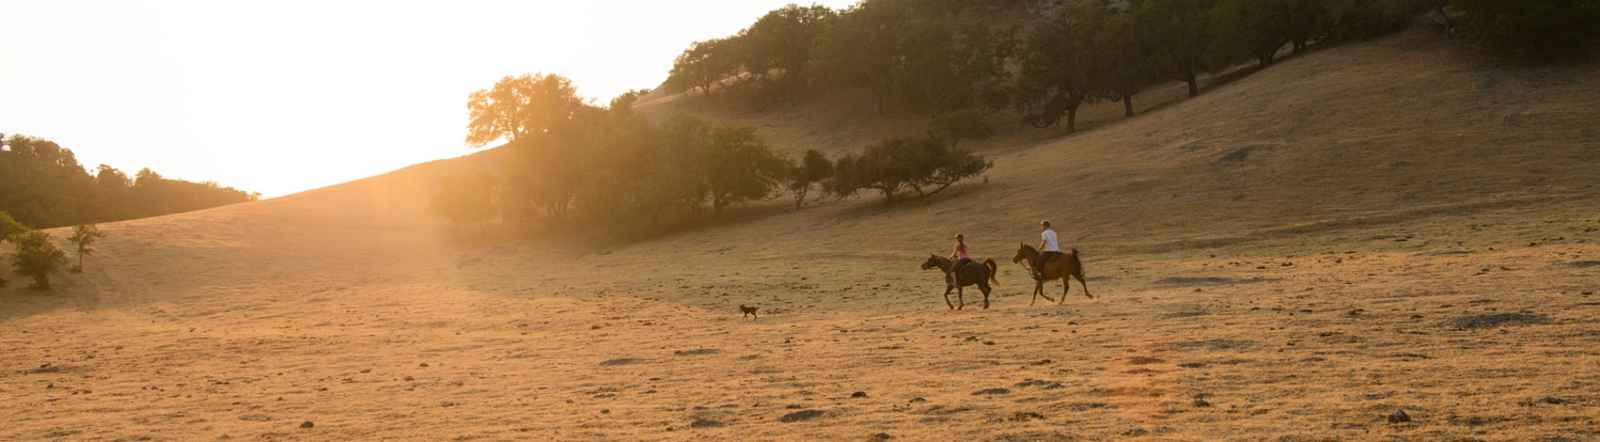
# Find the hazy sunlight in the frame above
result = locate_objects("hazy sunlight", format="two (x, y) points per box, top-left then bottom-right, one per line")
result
(0, 0), (853, 197)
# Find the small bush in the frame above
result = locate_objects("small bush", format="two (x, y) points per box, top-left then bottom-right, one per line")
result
(0, 211), (24, 286)
(12, 230), (68, 290)
(68, 224), (105, 273)
(0, 211), (24, 242)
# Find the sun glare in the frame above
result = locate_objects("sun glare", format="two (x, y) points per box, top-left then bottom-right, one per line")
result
(0, 0), (855, 198)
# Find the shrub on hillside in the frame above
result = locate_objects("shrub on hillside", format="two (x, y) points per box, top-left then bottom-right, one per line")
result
(0, 211), (25, 287)
(0, 212), (24, 243)
(12, 230), (68, 290)
(68, 224), (104, 273)
(829, 136), (992, 203)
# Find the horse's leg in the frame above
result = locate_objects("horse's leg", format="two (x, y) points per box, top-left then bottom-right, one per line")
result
(943, 285), (955, 310)
(980, 283), (991, 310)
(1036, 278), (1056, 303)
(1029, 283), (1039, 306)
(1059, 274), (1071, 305)
(1079, 273), (1093, 299)
(956, 285), (965, 310)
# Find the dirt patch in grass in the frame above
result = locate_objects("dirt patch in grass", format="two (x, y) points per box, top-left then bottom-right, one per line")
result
(1446, 313), (1549, 330)
(1170, 339), (1257, 351)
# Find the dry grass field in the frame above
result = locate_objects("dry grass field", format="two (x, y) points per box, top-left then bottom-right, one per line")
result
(3, 30), (1598, 441)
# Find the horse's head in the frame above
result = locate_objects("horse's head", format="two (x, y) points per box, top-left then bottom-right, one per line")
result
(1012, 243), (1033, 264)
(921, 254), (943, 271)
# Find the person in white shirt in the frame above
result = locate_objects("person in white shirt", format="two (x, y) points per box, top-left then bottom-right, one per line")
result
(1035, 220), (1063, 280)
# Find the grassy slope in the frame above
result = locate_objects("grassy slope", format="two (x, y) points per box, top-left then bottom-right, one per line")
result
(2, 30), (1597, 441)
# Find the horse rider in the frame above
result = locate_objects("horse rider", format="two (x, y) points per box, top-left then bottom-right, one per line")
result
(952, 234), (973, 271)
(1033, 220), (1063, 280)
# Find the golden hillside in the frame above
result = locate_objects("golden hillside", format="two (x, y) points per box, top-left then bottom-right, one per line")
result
(3, 30), (1597, 441)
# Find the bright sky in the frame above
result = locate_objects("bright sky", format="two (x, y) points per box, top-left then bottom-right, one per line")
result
(1, 0), (855, 197)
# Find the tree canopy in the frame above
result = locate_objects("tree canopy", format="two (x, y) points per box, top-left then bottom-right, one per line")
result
(11, 229), (68, 290)
(465, 73), (587, 147)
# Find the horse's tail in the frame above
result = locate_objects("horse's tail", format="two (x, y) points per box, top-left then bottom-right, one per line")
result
(1068, 248), (1085, 279)
(984, 258), (999, 286)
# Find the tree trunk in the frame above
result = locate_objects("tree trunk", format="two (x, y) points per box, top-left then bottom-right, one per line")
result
(1066, 104), (1079, 133)
(1122, 93), (1135, 118)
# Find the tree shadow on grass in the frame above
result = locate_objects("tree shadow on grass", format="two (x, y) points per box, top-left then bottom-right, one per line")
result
(830, 182), (997, 221)
(0, 274), (103, 324)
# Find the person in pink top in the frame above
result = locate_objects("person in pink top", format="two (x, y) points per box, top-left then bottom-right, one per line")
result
(951, 234), (972, 269)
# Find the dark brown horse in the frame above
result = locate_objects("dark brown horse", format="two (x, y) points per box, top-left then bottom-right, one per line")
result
(921, 255), (999, 310)
(1012, 244), (1090, 305)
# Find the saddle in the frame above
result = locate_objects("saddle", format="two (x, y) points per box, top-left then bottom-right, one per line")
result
(1037, 251), (1063, 267)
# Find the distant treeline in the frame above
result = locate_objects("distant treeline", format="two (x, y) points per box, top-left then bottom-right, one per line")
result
(663, 0), (1598, 129)
(0, 134), (259, 228)
(434, 74), (991, 235)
